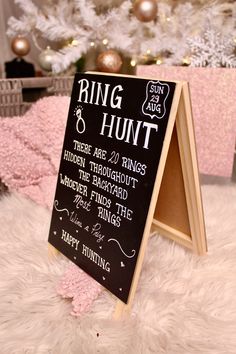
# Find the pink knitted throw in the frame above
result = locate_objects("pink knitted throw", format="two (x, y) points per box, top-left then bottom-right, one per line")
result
(57, 263), (103, 316)
(0, 96), (103, 316)
(0, 96), (69, 209)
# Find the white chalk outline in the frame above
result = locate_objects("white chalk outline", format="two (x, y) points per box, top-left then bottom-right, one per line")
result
(75, 106), (86, 134)
(54, 200), (69, 216)
(142, 80), (170, 120)
(108, 238), (136, 259)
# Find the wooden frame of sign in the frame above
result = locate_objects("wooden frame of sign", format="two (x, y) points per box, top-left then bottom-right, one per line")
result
(48, 72), (207, 319)
(113, 78), (207, 318)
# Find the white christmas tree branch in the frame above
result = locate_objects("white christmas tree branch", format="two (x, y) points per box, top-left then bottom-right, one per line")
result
(14, 0), (38, 15)
(6, 0), (236, 73)
(7, 15), (36, 36)
(35, 15), (83, 41)
(52, 39), (88, 73)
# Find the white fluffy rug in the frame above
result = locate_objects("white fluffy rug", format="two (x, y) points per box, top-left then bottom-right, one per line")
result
(0, 184), (236, 354)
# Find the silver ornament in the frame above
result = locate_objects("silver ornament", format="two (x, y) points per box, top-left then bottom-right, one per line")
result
(38, 46), (57, 71)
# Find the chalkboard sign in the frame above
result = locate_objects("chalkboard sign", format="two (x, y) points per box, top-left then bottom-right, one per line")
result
(48, 73), (176, 303)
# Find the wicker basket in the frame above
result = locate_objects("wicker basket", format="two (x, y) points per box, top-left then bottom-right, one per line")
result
(0, 76), (74, 117)
(0, 79), (26, 117)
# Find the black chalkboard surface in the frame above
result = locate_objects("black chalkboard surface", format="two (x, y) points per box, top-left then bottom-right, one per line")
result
(48, 73), (176, 303)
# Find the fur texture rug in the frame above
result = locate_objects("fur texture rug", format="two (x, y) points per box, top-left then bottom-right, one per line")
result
(0, 184), (236, 354)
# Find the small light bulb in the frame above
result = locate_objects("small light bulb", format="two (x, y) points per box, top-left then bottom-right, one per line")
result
(166, 17), (170, 22)
(102, 38), (109, 46)
(156, 58), (162, 65)
(182, 56), (191, 65)
(90, 41), (95, 47)
(146, 49), (151, 55)
(71, 39), (78, 46)
(130, 59), (137, 67)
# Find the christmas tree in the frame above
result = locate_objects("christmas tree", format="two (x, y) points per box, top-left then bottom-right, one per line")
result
(7, 0), (236, 75)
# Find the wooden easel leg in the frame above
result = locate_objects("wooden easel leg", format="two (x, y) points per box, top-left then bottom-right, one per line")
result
(48, 243), (60, 258)
(113, 299), (132, 319)
(113, 201), (160, 319)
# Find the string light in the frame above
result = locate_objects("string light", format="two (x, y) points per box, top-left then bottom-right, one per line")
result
(71, 39), (78, 46)
(130, 59), (137, 67)
(146, 49), (151, 55)
(156, 58), (162, 65)
(90, 41), (95, 47)
(102, 38), (109, 46)
(182, 56), (191, 65)
(161, 14), (171, 23)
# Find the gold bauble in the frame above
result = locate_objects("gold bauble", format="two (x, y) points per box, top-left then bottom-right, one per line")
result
(38, 46), (57, 71)
(96, 50), (123, 73)
(11, 36), (31, 57)
(133, 0), (158, 22)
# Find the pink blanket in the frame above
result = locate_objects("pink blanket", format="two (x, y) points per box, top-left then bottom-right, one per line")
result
(0, 96), (70, 209)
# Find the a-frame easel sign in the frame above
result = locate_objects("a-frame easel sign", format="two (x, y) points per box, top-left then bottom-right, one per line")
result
(48, 72), (207, 318)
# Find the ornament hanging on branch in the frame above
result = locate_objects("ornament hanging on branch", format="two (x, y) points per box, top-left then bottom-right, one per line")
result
(11, 36), (31, 57)
(38, 46), (57, 72)
(96, 50), (123, 73)
(133, 0), (158, 23)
